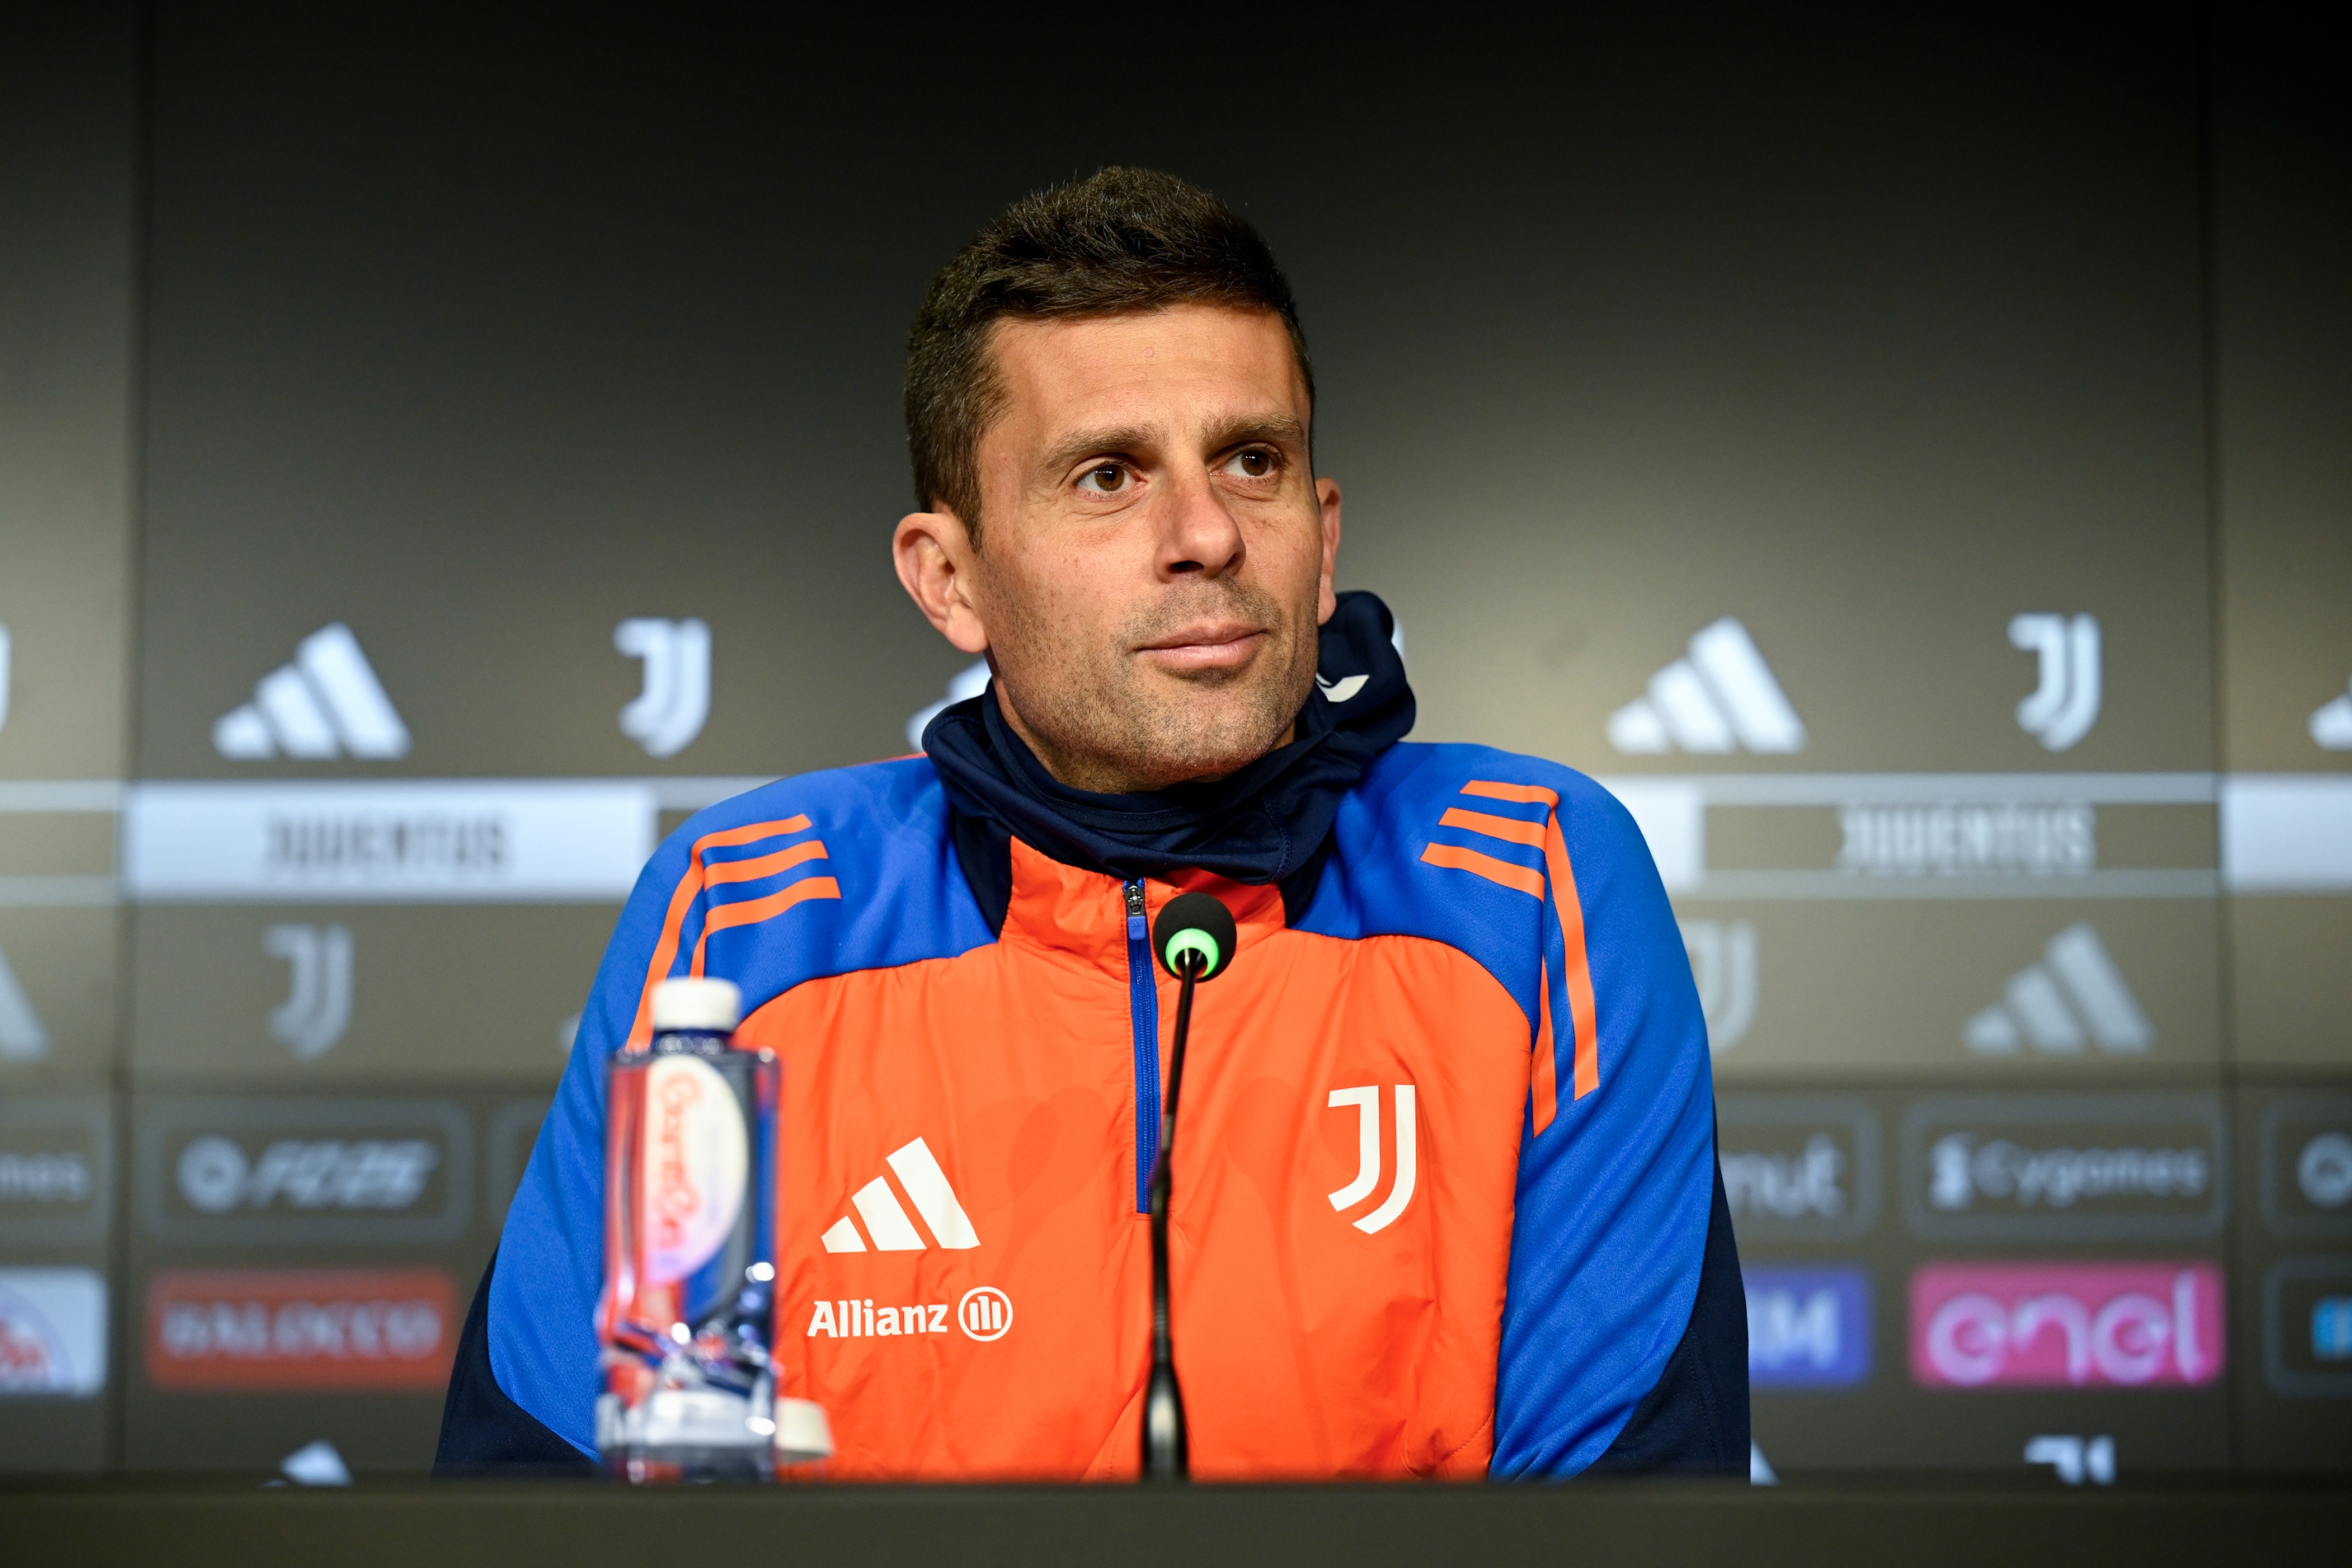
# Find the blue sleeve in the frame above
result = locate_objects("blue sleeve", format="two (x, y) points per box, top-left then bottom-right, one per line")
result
(1490, 772), (1729, 1476)
(477, 825), (699, 1458)
(466, 762), (987, 1461)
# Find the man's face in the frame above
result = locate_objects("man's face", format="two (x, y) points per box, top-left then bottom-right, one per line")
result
(895, 304), (1340, 793)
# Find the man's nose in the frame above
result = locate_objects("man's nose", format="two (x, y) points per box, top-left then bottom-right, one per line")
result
(1155, 465), (1245, 579)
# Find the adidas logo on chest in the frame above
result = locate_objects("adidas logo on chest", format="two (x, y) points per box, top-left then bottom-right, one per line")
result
(818, 1137), (978, 1252)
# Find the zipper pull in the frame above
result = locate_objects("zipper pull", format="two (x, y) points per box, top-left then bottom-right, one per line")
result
(1124, 878), (1147, 936)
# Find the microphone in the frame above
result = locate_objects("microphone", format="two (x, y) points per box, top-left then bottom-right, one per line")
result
(1142, 890), (1238, 1483)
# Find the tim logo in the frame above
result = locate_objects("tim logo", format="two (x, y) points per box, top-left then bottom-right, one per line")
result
(1910, 1261), (2223, 1388)
(2009, 614), (2101, 753)
(1746, 1265), (1871, 1388)
(1607, 618), (1806, 756)
(213, 624), (410, 760)
(615, 618), (710, 757)
(1327, 1085), (1417, 1234)
(266, 924), (352, 1059)
(1679, 919), (1756, 1051)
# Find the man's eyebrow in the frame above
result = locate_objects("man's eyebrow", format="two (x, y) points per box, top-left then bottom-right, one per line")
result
(1037, 425), (1158, 477)
(1037, 415), (1311, 480)
(1199, 413), (1308, 454)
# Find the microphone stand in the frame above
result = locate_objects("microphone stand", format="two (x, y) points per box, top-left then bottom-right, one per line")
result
(1141, 890), (1236, 1483)
(1142, 949), (1200, 1482)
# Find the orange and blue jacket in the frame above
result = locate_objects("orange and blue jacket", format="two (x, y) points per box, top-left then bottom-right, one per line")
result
(443, 601), (1740, 1479)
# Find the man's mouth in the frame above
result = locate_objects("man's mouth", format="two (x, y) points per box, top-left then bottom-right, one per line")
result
(1135, 622), (1271, 673)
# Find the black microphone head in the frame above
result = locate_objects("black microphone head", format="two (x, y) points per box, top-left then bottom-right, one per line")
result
(1153, 891), (1238, 981)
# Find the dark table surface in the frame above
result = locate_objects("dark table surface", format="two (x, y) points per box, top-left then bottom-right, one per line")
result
(5, 1475), (2350, 1567)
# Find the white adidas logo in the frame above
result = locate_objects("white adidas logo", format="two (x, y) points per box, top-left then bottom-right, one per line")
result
(819, 1137), (980, 1253)
(2312, 672), (2352, 750)
(213, 624), (410, 760)
(0, 942), (49, 1062)
(1963, 922), (2151, 1054)
(1607, 618), (1806, 755)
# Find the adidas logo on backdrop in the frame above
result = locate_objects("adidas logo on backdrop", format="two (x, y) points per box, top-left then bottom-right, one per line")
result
(1608, 618), (1806, 755)
(1964, 923), (2151, 1054)
(0, 943), (49, 1062)
(819, 1137), (980, 1253)
(213, 624), (409, 760)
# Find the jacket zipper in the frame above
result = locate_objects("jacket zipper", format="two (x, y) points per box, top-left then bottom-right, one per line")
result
(1123, 877), (1160, 1214)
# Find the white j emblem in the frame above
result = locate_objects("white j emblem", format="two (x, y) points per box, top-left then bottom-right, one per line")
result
(1327, 1084), (1417, 1234)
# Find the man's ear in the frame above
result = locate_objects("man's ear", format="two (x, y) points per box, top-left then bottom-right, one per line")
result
(894, 509), (992, 655)
(1313, 477), (1343, 625)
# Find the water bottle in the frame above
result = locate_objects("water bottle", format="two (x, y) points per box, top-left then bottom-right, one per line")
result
(594, 976), (828, 1479)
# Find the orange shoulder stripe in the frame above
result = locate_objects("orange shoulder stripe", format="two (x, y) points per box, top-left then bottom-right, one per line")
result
(1530, 957), (1559, 1135)
(1439, 805), (1546, 848)
(705, 839), (829, 887)
(1420, 841), (1546, 899)
(690, 877), (842, 976)
(1462, 779), (1560, 807)
(1539, 811), (1601, 1100)
(628, 815), (814, 1046)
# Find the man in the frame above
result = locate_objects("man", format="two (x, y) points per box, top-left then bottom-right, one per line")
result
(439, 168), (1744, 1479)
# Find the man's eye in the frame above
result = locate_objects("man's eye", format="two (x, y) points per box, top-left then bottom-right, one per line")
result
(1077, 463), (1128, 494)
(1228, 448), (1277, 478)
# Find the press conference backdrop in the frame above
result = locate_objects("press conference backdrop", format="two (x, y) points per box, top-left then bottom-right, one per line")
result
(2, 5), (2347, 1479)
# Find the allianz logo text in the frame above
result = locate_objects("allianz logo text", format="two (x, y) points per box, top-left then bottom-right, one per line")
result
(807, 1287), (1011, 1343)
(1929, 1133), (2209, 1213)
(177, 1136), (440, 1213)
(1909, 1261), (2223, 1388)
(1725, 1135), (1847, 1222)
(1746, 1265), (1870, 1388)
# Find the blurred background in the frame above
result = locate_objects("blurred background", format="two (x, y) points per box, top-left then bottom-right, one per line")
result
(0, 2), (2345, 1480)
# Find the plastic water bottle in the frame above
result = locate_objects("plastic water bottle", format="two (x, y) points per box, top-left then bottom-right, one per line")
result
(594, 976), (828, 1479)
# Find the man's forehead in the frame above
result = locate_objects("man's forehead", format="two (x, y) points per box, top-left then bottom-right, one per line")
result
(987, 305), (1309, 450)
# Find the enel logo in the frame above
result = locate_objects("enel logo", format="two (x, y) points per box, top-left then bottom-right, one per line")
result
(1909, 1261), (2223, 1388)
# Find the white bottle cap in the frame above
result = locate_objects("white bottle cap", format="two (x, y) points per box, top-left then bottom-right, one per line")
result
(649, 976), (742, 1033)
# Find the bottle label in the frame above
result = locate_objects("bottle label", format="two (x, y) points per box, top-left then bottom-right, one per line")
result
(641, 1054), (748, 1285)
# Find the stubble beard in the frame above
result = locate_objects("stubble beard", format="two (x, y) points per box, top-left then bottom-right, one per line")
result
(989, 579), (1319, 795)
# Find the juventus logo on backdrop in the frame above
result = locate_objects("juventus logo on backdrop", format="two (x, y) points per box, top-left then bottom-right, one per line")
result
(2009, 613), (2102, 752)
(615, 618), (710, 758)
(1327, 1084), (1418, 1234)
(266, 924), (353, 1059)
(1679, 919), (1757, 1051)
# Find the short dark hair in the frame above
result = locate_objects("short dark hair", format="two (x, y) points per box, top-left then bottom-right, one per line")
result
(904, 167), (1312, 543)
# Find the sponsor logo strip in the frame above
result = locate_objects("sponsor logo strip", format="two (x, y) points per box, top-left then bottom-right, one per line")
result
(145, 1269), (456, 1390)
(1909, 1261), (2223, 1388)
(1747, 1265), (1871, 1388)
